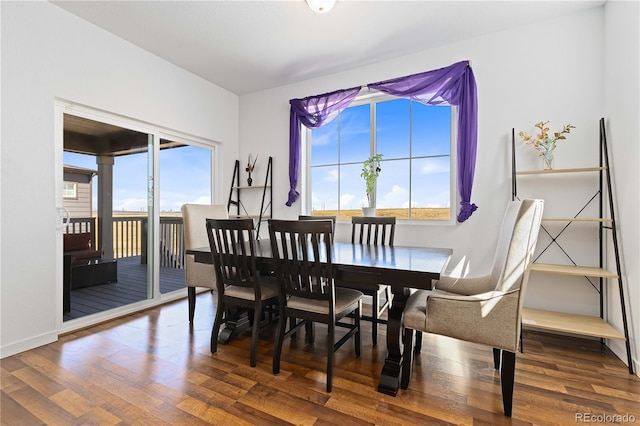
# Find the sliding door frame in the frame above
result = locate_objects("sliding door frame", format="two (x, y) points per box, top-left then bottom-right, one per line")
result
(54, 99), (222, 334)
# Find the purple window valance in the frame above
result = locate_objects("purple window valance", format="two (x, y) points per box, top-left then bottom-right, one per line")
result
(367, 61), (478, 222)
(287, 60), (478, 222)
(287, 86), (362, 206)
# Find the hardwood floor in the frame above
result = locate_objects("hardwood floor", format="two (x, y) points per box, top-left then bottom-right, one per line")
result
(3, 292), (639, 425)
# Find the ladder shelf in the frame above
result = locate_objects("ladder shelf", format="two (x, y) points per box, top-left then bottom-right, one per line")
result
(511, 118), (633, 374)
(227, 156), (273, 238)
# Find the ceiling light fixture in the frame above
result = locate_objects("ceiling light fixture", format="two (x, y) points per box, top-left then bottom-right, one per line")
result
(306, 0), (336, 14)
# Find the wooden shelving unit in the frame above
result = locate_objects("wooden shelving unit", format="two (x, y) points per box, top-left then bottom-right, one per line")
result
(227, 156), (273, 238)
(512, 118), (633, 374)
(522, 307), (625, 340)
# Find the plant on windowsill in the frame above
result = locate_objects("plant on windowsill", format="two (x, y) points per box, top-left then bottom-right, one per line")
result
(361, 153), (383, 217)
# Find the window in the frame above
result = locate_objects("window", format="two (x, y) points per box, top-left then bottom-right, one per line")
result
(308, 95), (454, 221)
(63, 182), (77, 199)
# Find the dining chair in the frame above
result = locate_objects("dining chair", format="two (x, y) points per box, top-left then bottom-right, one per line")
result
(401, 199), (544, 416)
(206, 218), (279, 367)
(298, 215), (336, 244)
(340, 216), (396, 345)
(268, 219), (363, 392)
(181, 203), (229, 323)
(298, 215), (336, 229)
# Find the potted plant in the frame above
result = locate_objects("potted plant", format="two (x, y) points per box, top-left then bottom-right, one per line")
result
(361, 153), (383, 216)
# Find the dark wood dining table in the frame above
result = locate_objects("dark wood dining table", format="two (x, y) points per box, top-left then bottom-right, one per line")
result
(187, 239), (452, 396)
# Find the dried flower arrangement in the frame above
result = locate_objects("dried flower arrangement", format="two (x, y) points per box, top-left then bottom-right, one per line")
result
(518, 121), (575, 169)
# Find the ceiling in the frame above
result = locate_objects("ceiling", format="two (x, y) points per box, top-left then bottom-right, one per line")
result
(52, 1), (604, 95)
(64, 114), (184, 157)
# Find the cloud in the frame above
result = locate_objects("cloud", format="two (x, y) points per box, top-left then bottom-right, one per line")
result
(378, 185), (408, 208)
(325, 169), (338, 182)
(340, 193), (356, 209)
(419, 159), (450, 174)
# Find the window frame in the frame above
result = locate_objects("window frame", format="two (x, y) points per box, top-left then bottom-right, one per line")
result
(63, 182), (78, 199)
(302, 91), (458, 225)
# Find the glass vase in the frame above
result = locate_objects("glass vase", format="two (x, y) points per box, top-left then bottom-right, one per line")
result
(542, 149), (554, 170)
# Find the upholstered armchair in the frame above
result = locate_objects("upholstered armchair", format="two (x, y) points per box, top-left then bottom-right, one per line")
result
(401, 199), (544, 416)
(181, 203), (228, 323)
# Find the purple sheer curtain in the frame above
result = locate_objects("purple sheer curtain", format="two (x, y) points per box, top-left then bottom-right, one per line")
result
(286, 87), (361, 206)
(368, 60), (478, 222)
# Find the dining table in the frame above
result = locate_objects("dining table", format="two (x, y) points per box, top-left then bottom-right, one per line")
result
(187, 239), (452, 396)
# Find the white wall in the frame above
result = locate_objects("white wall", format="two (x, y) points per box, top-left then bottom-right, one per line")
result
(604, 0), (639, 373)
(1, 1), (637, 373)
(240, 6), (637, 371)
(0, 1), (239, 357)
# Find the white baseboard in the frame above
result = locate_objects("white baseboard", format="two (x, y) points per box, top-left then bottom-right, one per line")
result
(0, 330), (58, 359)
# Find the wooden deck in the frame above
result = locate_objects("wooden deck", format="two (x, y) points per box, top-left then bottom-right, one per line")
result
(64, 256), (185, 322)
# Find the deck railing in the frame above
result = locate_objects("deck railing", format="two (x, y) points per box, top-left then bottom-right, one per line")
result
(66, 216), (185, 269)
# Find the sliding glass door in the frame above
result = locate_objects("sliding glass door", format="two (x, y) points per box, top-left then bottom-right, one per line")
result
(60, 108), (218, 325)
(158, 139), (212, 296)
(62, 114), (154, 321)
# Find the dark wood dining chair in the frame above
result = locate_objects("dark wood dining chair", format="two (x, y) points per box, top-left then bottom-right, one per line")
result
(268, 219), (362, 392)
(298, 215), (336, 242)
(205, 218), (279, 367)
(340, 216), (395, 345)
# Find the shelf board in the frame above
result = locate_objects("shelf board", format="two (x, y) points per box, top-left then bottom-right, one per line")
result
(515, 166), (606, 175)
(531, 263), (618, 279)
(522, 307), (625, 340)
(230, 215), (271, 220)
(542, 217), (613, 223)
(232, 185), (271, 190)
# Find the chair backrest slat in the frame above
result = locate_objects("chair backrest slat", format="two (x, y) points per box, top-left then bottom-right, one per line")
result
(299, 215), (336, 243)
(269, 219), (334, 303)
(351, 216), (396, 246)
(206, 218), (260, 295)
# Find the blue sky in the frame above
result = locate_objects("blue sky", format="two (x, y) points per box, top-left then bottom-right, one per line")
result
(64, 145), (211, 213)
(64, 98), (449, 215)
(310, 98), (451, 212)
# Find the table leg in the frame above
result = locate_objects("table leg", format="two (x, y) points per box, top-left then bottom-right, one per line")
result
(377, 286), (410, 396)
(218, 309), (251, 344)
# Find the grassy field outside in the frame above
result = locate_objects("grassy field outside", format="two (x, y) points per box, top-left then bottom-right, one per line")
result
(311, 208), (451, 221)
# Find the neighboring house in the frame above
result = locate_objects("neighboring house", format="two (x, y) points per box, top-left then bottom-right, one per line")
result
(63, 165), (96, 219)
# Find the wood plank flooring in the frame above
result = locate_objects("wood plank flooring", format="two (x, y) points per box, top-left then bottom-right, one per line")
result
(4, 292), (639, 425)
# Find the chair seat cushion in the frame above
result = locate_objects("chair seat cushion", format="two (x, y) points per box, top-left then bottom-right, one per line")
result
(288, 288), (363, 315)
(224, 276), (279, 300)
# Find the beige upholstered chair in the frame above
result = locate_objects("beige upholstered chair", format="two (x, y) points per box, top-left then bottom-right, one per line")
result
(401, 199), (544, 417)
(206, 218), (279, 367)
(269, 219), (363, 392)
(181, 203), (228, 323)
